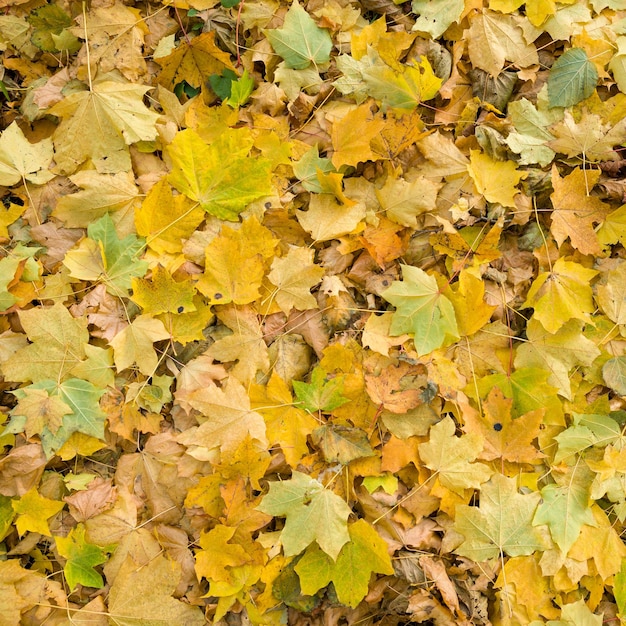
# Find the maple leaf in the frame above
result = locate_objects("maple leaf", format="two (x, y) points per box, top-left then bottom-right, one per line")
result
(12, 487), (64, 536)
(196, 216), (277, 305)
(53, 170), (140, 229)
(2, 302), (88, 384)
(468, 150), (526, 207)
(195, 524), (253, 586)
(506, 97), (559, 166)
(418, 417), (493, 494)
(166, 128), (273, 221)
(312, 424), (375, 465)
(0, 560), (66, 625)
(258, 470), (351, 559)
(265, 1), (332, 70)
(533, 465), (596, 555)
(330, 104), (385, 169)
(362, 56), (443, 110)
(176, 378), (268, 455)
(445, 270), (497, 336)
(381, 264), (459, 356)
(134, 178), (205, 256)
(474, 367), (564, 425)
(376, 175), (442, 228)
(455, 474), (544, 561)
(109, 315), (170, 375)
(63, 213), (149, 297)
(0, 121), (54, 186)
(157, 30), (234, 92)
(294, 519), (393, 607)
(297, 193), (367, 242)
(108, 554), (205, 626)
(523, 257), (598, 333)
(207, 304), (270, 384)
(55, 524), (109, 590)
(263, 246), (325, 315)
(249, 372), (318, 468)
(548, 109), (624, 163)
(462, 387), (544, 463)
(514, 318), (600, 399)
(48, 75), (159, 175)
(293, 366), (350, 413)
(131, 265), (196, 315)
(549, 166), (611, 255)
(10, 387), (71, 439)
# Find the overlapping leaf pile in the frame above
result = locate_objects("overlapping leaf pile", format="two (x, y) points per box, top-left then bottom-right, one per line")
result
(1, 0), (626, 623)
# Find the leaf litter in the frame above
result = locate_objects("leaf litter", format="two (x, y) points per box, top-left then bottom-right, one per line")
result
(0, 0), (626, 624)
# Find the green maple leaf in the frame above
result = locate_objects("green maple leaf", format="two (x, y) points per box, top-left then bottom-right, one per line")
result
(293, 367), (350, 413)
(265, 1), (332, 70)
(257, 470), (351, 559)
(418, 417), (492, 494)
(553, 413), (625, 463)
(474, 367), (564, 425)
(55, 524), (110, 591)
(63, 213), (148, 297)
(294, 519), (394, 608)
(455, 473), (544, 561)
(167, 127), (273, 221)
(533, 467), (596, 555)
(382, 264), (459, 356)
(7, 379), (106, 458)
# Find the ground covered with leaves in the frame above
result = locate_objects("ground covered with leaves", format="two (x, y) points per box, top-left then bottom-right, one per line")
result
(1, 0), (626, 623)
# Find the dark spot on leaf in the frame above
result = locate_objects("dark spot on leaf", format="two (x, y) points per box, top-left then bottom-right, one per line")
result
(265, 202), (272, 209)
(493, 423), (503, 431)
(214, 293), (223, 300)
(382, 279), (389, 286)
(177, 306), (184, 313)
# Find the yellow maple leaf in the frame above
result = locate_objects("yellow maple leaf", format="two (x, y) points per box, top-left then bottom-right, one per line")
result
(207, 305), (270, 385)
(131, 265), (197, 315)
(445, 271), (496, 337)
(156, 31), (235, 92)
(523, 257), (598, 333)
(176, 378), (268, 455)
(296, 193), (366, 242)
(109, 315), (170, 375)
(135, 179), (205, 256)
(249, 372), (318, 467)
(468, 150), (526, 207)
(331, 104), (386, 169)
(263, 247), (324, 315)
(54, 171), (140, 229)
(12, 487), (64, 536)
(49, 76), (159, 175)
(196, 216), (277, 305)
(12, 388), (72, 438)
(376, 174), (442, 227)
